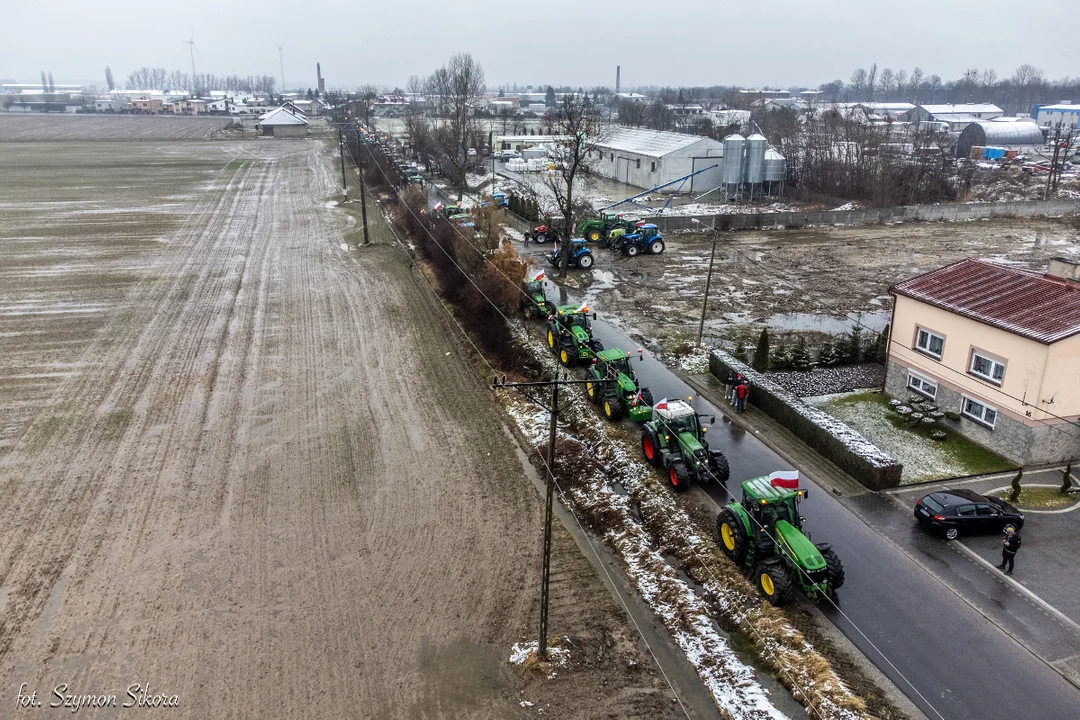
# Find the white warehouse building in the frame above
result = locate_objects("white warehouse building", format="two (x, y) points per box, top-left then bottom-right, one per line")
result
(592, 127), (725, 193)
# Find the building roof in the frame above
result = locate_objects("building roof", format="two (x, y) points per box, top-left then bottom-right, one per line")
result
(1037, 104), (1080, 112)
(890, 258), (1080, 344)
(258, 106), (309, 126)
(921, 103), (1002, 116)
(596, 127), (712, 158)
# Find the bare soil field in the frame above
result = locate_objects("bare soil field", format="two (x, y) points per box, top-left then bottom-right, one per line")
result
(0, 141), (681, 717)
(532, 216), (1080, 349)
(0, 114), (233, 142)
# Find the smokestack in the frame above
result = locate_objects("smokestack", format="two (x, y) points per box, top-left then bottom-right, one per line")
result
(616, 66), (620, 95)
(317, 62), (325, 95)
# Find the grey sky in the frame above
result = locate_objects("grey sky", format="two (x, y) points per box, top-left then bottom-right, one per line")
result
(2, 0), (1078, 91)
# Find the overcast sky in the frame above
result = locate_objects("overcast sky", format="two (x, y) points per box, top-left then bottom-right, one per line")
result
(2, 0), (1078, 91)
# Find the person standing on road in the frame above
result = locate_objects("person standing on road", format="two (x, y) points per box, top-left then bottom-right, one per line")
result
(730, 373), (743, 405)
(735, 381), (749, 413)
(997, 527), (1022, 576)
(523, 230), (530, 248)
(726, 372), (736, 405)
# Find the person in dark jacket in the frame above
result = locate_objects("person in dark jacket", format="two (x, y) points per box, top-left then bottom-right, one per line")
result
(997, 527), (1021, 575)
(725, 372), (736, 405)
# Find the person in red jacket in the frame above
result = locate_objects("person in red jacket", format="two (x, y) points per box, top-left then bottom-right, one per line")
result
(735, 381), (749, 413)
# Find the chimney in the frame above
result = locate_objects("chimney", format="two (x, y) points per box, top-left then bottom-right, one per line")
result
(1046, 257), (1080, 283)
(616, 66), (620, 95)
(317, 63), (325, 95)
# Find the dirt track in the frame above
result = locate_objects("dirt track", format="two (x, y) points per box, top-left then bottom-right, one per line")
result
(0, 138), (680, 717)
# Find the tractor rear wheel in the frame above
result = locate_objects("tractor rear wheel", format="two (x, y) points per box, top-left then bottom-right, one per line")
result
(649, 239), (665, 254)
(523, 304), (533, 320)
(710, 452), (730, 484)
(641, 428), (662, 466)
(817, 544), (846, 592)
(667, 462), (690, 492)
(602, 396), (624, 422)
(547, 329), (557, 351)
(626, 244), (640, 257)
(586, 376), (601, 404)
(754, 560), (795, 606)
(559, 347), (576, 367)
(716, 508), (748, 563)
(578, 253), (594, 269)
(587, 229), (601, 242)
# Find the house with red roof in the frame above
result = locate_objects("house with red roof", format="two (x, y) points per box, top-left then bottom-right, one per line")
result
(886, 257), (1080, 465)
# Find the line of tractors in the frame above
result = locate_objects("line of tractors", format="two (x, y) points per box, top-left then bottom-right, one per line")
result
(522, 212), (667, 270)
(521, 278), (846, 607)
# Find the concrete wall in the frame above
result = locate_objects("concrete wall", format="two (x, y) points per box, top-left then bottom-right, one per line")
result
(885, 359), (1080, 465)
(651, 198), (1080, 232)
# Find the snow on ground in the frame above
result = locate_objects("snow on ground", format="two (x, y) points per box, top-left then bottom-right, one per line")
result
(806, 393), (973, 483)
(495, 327), (870, 720)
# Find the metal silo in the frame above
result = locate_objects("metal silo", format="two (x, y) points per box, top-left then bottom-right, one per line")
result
(744, 134), (767, 184)
(763, 148), (786, 197)
(722, 134), (745, 199)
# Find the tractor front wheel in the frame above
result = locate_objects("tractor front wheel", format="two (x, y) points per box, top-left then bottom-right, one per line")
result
(625, 244), (640, 257)
(578, 253), (594, 269)
(649, 239), (665, 255)
(667, 462), (689, 492)
(817, 544), (846, 592)
(754, 561), (794, 606)
(710, 452), (731, 484)
(641, 428), (661, 466)
(716, 508), (748, 563)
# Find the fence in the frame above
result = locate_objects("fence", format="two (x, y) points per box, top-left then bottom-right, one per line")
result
(651, 198), (1080, 232)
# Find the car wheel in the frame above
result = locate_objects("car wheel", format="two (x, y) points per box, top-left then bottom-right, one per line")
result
(945, 527), (959, 541)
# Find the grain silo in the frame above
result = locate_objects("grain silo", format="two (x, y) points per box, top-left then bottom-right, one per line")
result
(722, 134), (745, 200)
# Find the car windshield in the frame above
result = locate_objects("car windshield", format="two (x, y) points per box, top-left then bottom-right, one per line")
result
(921, 495), (945, 513)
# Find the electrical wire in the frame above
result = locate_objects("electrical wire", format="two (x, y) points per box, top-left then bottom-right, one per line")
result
(345, 136), (695, 720)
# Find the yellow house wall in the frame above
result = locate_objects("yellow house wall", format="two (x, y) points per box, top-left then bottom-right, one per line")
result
(1042, 333), (1080, 419)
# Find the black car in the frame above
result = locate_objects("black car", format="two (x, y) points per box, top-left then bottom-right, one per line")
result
(914, 489), (1024, 540)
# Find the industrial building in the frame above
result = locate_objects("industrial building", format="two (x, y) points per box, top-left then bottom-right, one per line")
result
(1032, 104), (1080, 130)
(955, 118), (1044, 158)
(905, 103), (1003, 126)
(591, 127), (725, 194)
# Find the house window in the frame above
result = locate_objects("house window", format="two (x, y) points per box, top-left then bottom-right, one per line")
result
(961, 396), (997, 428)
(907, 372), (938, 398)
(610, 153), (614, 161)
(651, 161), (656, 172)
(914, 327), (945, 358)
(636, 159), (641, 169)
(969, 351), (1005, 385)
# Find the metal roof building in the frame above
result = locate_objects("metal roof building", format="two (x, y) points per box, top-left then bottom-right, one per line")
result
(1033, 104), (1080, 129)
(890, 258), (1080, 344)
(955, 118), (1044, 158)
(257, 106), (309, 138)
(908, 103), (1003, 125)
(592, 127), (725, 193)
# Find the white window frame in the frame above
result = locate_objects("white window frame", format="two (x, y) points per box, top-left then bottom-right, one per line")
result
(969, 351), (1005, 385)
(907, 371), (938, 399)
(961, 395), (997, 429)
(914, 327), (945, 359)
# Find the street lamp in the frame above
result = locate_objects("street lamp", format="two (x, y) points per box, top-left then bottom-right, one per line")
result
(692, 217), (720, 347)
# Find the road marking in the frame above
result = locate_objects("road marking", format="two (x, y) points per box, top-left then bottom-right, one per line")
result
(982, 484), (1080, 515)
(883, 493), (1080, 634)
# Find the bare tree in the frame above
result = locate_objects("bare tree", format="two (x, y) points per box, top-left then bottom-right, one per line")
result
(849, 68), (867, 99)
(879, 68), (895, 100)
(105, 66), (114, 91)
(909, 67), (924, 103)
(544, 93), (605, 278)
(425, 54), (485, 201)
(866, 63), (878, 100)
(40, 70), (48, 94)
(47, 71), (55, 93)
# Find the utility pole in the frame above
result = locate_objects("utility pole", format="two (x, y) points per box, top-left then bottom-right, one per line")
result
(1045, 123), (1061, 201)
(693, 217), (721, 346)
(492, 372), (599, 659)
(337, 126), (348, 201)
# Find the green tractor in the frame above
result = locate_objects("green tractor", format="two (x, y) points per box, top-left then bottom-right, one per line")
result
(546, 305), (603, 366)
(521, 279), (556, 320)
(586, 349), (654, 422)
(640, 400), (730, 491)
(716, 472), (845, 607)
(578, 212), (632, 244)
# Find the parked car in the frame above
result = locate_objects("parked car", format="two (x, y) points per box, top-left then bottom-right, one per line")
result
(495, 150), (521, 161)
(914, 489), (1024, 540)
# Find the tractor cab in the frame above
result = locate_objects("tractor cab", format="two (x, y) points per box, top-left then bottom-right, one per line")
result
(549, 238), (595, 269)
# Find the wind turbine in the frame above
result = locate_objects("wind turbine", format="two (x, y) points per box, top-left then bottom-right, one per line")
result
(275, 41), (286, 96)
(183, 31), (198, 96)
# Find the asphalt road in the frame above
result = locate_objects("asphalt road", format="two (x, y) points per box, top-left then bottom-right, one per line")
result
(580, 315), (1080, 720)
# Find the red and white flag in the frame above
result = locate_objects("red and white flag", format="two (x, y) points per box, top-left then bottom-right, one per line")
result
(768, 470), (800, 489)
(631, 389), (643, 407)
(576, 303), (589, 313)
(534, 271), (545, 282)
(433, 202), (444, 212)
(653, 397), (668, 411)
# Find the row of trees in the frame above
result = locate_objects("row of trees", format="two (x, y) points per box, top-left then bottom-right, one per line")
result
(741, 325), (889, 371)
(121, 67), (277, 95)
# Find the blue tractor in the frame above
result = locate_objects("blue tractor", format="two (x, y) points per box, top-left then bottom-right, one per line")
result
(549, 238), (595, 270)
(611, 223), (665, 257)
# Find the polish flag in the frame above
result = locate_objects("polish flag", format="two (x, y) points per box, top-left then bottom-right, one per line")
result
(769, 470), (800, 489)
(433, 202), (444, 212)
(631, 389), (643, 407)
(576, 303), (589, 313)
(653, 397), (668, 411)
(534, 271), (545, 282)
